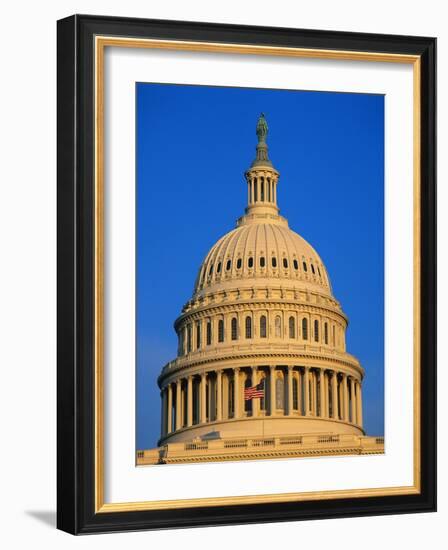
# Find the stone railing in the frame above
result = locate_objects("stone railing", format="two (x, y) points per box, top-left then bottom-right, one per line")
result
(136, 433), (384, 465)
(160, 343), (361, 375)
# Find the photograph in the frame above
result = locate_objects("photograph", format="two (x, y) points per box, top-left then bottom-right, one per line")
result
(135, 83), (385, 465)
(55, 13), (436, 534)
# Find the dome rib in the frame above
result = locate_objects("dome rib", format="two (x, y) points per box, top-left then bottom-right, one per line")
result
(193, 221), (332, 297)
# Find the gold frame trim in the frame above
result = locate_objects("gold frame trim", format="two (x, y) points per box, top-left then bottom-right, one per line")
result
(94, 36), (421, 513)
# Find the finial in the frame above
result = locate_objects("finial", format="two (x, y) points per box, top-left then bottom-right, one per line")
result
(256, 112), (268, 144)
(251, 113), (272, 167)
(241, 113), (281, 223)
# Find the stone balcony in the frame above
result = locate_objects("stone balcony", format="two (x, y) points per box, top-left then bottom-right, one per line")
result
(160, 341), (362, 379)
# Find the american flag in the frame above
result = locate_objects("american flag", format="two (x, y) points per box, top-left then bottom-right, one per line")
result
(244, 380), (265, 400)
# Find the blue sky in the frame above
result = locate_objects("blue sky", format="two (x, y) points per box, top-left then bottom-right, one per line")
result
(136, 83), (384, 450)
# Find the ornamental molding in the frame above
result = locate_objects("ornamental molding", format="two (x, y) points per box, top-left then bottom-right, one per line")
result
(158, 349), (363, 386)
(175, 298), (347, 329)
(147, 446), (384, 465)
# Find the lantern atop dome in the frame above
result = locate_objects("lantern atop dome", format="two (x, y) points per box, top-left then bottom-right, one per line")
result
(245, 113), (280, 217)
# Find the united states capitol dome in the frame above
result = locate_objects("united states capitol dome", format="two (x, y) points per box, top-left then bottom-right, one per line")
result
(148, 113), (374, 462)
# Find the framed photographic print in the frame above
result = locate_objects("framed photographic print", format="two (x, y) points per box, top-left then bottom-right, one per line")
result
(57, 14), (436, 534)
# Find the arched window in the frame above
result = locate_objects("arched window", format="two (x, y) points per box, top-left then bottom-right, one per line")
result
(248, 256), (254, 268)
(217, 261), (222, 273)
(231, 317), (238, 340)
(236, 258), (242, 269)
(218, 319), (224, 342)
(206, 320), (212, 345)
(272, 257), (277, 268)
(275, 377), (284, 409)
(196, 321), (201, 349)
(324, 322), (329, 345)
(292, 377), (298, 410)
(293, 259), (299, 270)
(245, 316), (252, 339)
(283, 258), (288, 268)
(275, 315), (282, 337)
(289, 316), (295, 338)
(260, 256), (265, 268)
(226, 259), (231, 271)
(302, 318), (308, 340)
(302, 261), (308, 272)
(260, 315), (267, 338)
(187, 324), (192, 352)
(314, 319), (319, 342)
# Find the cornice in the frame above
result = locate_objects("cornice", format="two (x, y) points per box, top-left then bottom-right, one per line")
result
(174, 296), (348, 330)
(158, 347), (363, 386)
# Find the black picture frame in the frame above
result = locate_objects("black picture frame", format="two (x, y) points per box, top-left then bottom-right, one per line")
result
(57, 14), (436, 534)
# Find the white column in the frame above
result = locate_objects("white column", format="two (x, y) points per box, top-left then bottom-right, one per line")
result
(252, 366), (259, 417)
(343, 374), (349, 421)
(287, 366), (293, 415)
(331, 371), (338, 420)
(304, 367), (310, 416)
(167, 384), (172, 434)
(338, 376), (343, 419)
(175, 380), (182, 430)
(200, 373), (207, 423)
(216, 370), (222, 421)
(160, 389), (167, 437)
(233, 368), (240, 419)
(187, 376), (193, 427)
(350, 377), (356, 424)
(270, 366), (276, 416)
(357, 381), (363, 427)
(310, 370), (316, 415)
(319, 369), (326, 418)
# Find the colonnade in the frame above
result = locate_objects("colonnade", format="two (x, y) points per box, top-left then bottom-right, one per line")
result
(247, 174), (278, 206)
(160, 366), (363, 439)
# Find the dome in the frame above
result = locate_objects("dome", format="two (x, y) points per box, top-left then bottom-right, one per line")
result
(152, 114), (369, 458)
(194, 217), (332, 298)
